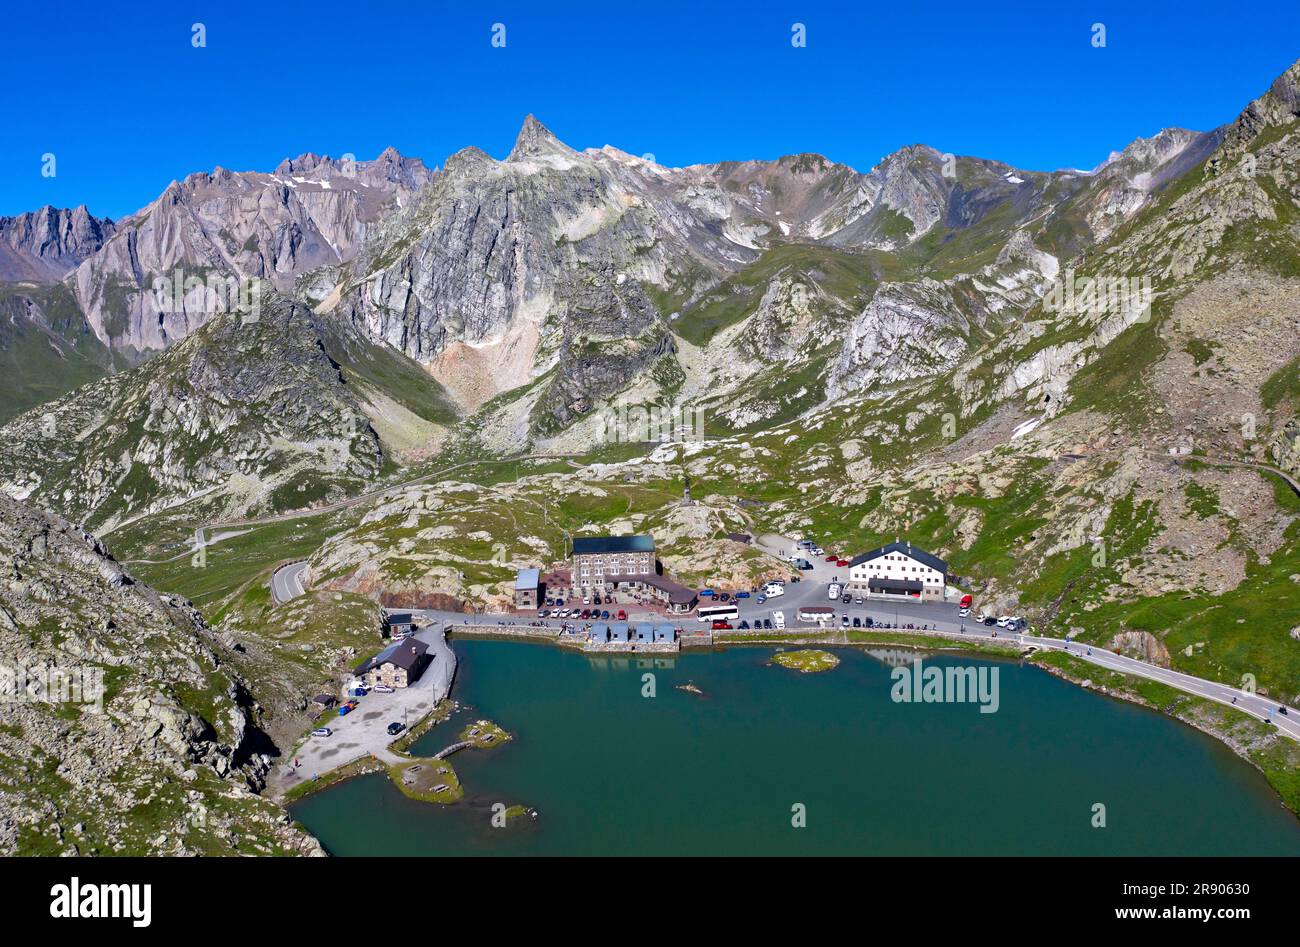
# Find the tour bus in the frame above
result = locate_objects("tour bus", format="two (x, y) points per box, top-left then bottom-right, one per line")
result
(797, 606), (836, 625)
(697, 604), (740, 624)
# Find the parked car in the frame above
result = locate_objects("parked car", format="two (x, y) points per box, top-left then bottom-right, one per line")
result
(719, 592), (730, 602)
(735, 591), (750, 599)
(601, 610), (610, 620)
(854, 597), (864, 605)
(616, 609), (627, 621)
(864, 617), (874, 628)
(738, 620), (750, 630)
(312, 727), (333, 738)
(841, 595), (851, 605)
(825, 555), (838, 562)
(852, 617), (861, 628)
(827, 583), (841, 600)
(700, 589), (715, 597)
(711, 620), (733, 630)
(841, 615), (850, 627)
(387, 722), (405, 736)
(958, 607), (971, 618)
(538, 609), (549, 618)
(836, 559), (850, 567)
(756, 594), (767, 604)
(959, 593), (973, 609)
(373, 685), (395, 694)
(337, 700), (358, 716)
(983, 617), (997, 626)
(762, 618), (773, 629)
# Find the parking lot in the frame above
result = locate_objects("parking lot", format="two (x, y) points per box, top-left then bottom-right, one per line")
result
(273, 622), (457, 790)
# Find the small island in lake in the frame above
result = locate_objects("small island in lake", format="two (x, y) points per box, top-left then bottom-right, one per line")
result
(460, 720), (512, 748)
(772, 649), (840, 673)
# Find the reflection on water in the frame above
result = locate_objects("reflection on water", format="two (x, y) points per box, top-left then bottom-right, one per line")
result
(292, 641), (1300, 856)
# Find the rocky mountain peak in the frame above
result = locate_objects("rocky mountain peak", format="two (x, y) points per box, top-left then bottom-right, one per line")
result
(508, 114), (575, 161)
(1093, 127), (1202, 175)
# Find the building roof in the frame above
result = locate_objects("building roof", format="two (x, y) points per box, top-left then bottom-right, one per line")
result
(386, 612), (413, 625)
(355, 638), (429, 675)
(571, 534), (655, 555)
(640, 573), (698, 604)
(515, 567), (540, 591)
(725, 532), (752, 543)
(849, 540), (947, 573)
(312, 694), (336, 705)
(868, 577), (925, 593)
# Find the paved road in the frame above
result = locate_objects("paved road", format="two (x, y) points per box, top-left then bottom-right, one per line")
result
(273, 620), (458, 792)
(271, 561), (308, 604)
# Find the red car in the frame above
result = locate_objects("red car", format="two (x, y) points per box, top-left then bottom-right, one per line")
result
(616, 609), (627, 621)
(711, 620), (733, 630)
(836, 559), (849, 567)
(825, 555), (838, 562)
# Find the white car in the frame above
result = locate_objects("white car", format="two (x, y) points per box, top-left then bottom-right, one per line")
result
(373, 684), (395, 694)
(997, 616), (1021, 628)
(958, 607), (971, 618)
(311, 727), (333, 738)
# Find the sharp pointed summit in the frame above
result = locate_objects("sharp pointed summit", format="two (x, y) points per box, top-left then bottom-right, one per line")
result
(508, 114), (575, 161)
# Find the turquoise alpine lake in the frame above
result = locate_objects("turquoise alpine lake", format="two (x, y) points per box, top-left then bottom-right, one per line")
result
(290, 640), (1300, 855)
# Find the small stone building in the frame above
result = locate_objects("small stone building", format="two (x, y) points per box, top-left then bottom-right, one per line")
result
(355, 639), (430, 689)
(514, 568), (541, 609)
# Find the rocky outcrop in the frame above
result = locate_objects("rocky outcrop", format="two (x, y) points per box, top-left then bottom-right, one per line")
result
(0, 493), (321, 855)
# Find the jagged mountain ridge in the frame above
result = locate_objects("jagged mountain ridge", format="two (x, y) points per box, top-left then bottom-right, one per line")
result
(67, 148), (432, 352)
(0, 205), (115, 282)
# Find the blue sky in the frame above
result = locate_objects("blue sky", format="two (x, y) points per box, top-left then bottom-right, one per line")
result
(2, 0), (1298, 219)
